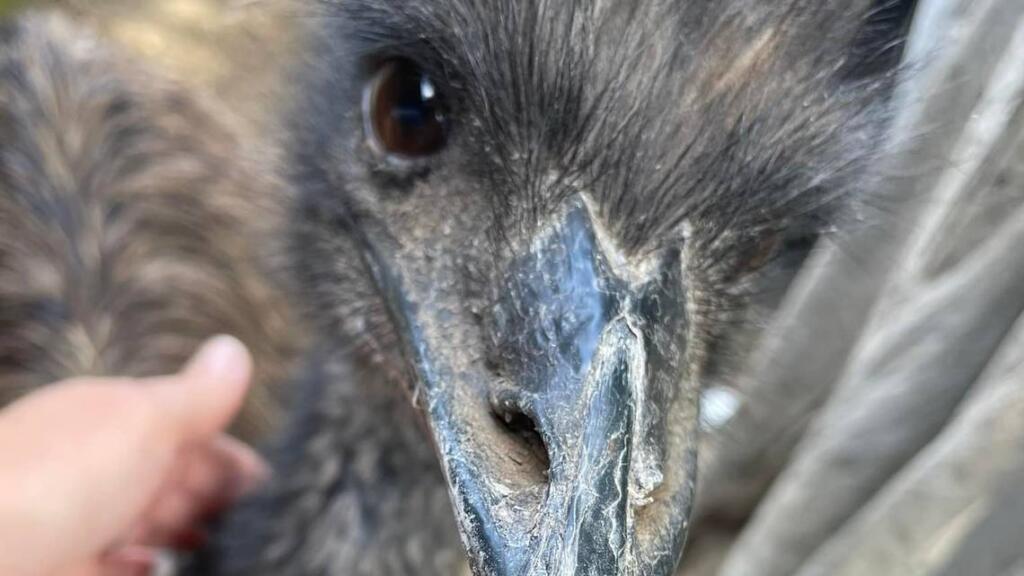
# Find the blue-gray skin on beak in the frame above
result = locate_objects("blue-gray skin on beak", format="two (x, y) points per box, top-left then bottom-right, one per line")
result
(360, 199), (696, 576)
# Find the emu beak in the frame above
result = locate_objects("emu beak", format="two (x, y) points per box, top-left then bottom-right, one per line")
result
(361, 199), (696, 576)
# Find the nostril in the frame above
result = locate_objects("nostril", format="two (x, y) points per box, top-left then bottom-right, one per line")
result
(490, 392), (551, 477)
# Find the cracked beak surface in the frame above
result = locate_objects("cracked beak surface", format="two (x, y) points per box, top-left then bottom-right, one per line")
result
(361, 199), (698, 576)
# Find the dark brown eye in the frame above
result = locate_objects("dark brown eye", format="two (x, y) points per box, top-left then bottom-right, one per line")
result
(364, 59), (448, 158)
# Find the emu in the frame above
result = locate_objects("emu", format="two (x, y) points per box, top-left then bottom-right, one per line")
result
(0, 1), (916, 575)
(198, 1), (916, 574)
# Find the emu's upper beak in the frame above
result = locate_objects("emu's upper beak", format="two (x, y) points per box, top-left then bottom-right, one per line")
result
(361, 199), (696, 576)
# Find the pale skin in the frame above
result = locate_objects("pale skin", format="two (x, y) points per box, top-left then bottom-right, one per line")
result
(0, 336), (268, 576)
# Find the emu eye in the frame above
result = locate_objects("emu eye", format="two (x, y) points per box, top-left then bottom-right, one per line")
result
(365, 59), (448, 158)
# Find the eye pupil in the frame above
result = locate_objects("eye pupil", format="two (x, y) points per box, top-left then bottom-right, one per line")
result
(368, 59), (448, 158)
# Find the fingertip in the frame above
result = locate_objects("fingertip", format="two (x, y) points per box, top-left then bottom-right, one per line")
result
(184, 335), (253, 388)
(217, 435), (272, 497)
(180, 436), (270, 505)
(168, 335), (253, 439)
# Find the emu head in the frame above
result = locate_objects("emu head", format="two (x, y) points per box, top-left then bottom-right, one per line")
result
(287, 1), (912, 574)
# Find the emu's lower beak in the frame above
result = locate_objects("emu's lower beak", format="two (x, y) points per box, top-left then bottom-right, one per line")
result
(363, 200), (696, 576)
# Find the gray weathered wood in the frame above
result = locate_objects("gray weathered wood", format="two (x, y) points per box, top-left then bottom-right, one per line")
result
(797, 308), (1024, 576)
(683, 1), (1024, 574)
(693, 0), (1024, 527)
(717, 12), (1024, 575)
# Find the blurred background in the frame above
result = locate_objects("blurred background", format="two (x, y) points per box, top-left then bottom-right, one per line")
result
(0, 1), (1021, 575)
(0, 0), (301, 133)
(0, 0), (312, 440)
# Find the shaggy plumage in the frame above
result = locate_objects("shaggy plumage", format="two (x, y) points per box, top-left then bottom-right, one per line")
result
(0, 13), (302, 438)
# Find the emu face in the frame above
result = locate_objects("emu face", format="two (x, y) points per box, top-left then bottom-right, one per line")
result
(288, 1), (906, 574)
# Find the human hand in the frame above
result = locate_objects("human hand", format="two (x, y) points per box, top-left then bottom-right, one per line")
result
(0, 336), (268, 576)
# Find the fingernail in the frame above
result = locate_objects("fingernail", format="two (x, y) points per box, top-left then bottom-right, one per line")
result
(187, 335), (251, 382)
